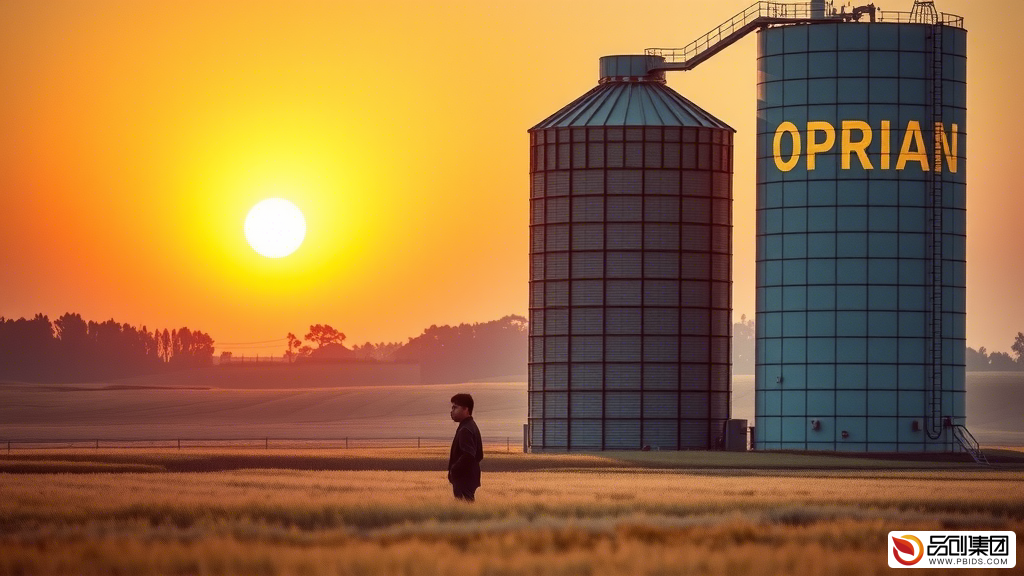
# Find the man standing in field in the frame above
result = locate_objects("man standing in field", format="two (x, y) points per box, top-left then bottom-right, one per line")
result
(448, 393), (483, 502)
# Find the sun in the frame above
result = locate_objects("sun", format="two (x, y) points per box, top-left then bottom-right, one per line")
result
(244, 198), (306, 258)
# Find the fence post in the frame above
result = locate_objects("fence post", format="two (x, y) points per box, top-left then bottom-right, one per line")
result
(417, 437), (420, 449)
(7, 440), (10, 453)
(95, 439), (99, 449)
(266, 437), (269, 450)
(507, 436), (510, 453)
(178, 439), (181, 450)
(345, 437), (348, 449)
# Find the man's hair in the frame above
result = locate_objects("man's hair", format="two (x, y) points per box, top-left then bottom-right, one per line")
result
(451, 393), (474, 414)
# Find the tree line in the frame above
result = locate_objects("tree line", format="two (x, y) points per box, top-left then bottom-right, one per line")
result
(396, 315), (527, 383)
(9, 310), (1015, 384)
(967, 332), (1024, 371)
(245, 324), (405, 364)
(0, 313), (215, 382)
(279, 315), (528, 383)
(1, 312), (529, 384)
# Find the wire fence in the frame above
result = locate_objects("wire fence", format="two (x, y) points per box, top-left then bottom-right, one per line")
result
(218, 355), (292, 364)
(0, 436), (521, 453)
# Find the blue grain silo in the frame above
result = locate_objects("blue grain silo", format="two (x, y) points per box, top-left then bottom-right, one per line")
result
(753, 2), (968, 452)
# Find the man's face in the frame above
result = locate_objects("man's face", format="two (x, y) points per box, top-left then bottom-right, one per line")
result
(450, 404), (470, 422)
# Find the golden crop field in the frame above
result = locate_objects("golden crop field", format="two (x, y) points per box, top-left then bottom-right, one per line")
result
(2, 448), (1023, 575)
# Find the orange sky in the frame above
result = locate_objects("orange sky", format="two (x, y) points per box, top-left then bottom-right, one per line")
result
(1, 0), (1021, 356)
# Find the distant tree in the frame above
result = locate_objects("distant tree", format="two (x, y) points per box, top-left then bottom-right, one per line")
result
(966, 346), (990, 371)
(350, 341), (402, 361)
(171, 327), (190, 364)
(377, 342), (402, 362)
(1012, 332), (1024, 366)
(171, 328), (180, 359)
(988, 351), (1018, 371)
(733, 314), (755, 375)
(54, 312), (90, 378)
(285, 332), (303, 363)
(161, 329), (171, 362)
(220, 351), (233, 364)
(55, 313), (88, 345)
(141, 325), (158, 361)
(191, 331), (215, 365)
(154, 328), (163, 362)
(305, 324), (345, 349)
(0, 314), (56, 381)
(167, 327), (215, 368)
(349, 342), (369, 359)
(299, 345), (313, 358)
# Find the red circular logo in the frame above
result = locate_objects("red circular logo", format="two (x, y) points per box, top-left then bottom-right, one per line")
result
(892, 535), (924, 566)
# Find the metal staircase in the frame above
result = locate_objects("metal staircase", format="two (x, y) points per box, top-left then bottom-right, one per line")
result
(952, 424), (990, 466)
(645, 1), (876, 71)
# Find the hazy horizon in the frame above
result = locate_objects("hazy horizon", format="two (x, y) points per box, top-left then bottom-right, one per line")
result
(2, 371), (1021, 447)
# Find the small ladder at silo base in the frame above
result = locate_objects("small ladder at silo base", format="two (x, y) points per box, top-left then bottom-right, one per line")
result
(951, 425), (990, 466)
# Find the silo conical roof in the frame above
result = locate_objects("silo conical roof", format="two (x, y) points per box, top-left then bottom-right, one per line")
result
(530, 55), (733, 131)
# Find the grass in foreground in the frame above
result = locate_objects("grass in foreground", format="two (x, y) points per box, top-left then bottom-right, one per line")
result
(1, 449), (1022, 575)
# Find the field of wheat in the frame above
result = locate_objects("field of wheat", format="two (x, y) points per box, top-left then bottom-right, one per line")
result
(0, 448), (1021, 575)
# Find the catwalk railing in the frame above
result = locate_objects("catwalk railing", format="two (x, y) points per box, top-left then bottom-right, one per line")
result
(645, 1), (964, 71)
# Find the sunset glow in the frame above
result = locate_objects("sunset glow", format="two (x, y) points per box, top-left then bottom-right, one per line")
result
(0, 0), (1021, 355)
(0, 2), (1022, 572)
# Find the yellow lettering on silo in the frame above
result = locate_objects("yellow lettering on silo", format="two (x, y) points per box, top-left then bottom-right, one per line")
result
(934, 122), (958, 173)
(880, 120), (891, 170)
(841, 120), (873, 170)
(896, 120), (929, 171)
(806, 121), (835, 170)
(773, 121), (800, 172)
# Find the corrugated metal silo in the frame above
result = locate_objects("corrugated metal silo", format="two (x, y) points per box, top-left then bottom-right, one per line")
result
(754, 10), (967, 451)
(527, 55), (735, 451)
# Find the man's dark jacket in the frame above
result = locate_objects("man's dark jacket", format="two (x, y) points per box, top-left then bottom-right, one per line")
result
(448, 416), (483, 488)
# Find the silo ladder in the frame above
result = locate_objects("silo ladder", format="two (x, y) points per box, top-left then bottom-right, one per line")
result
(924, 18), (945, 440)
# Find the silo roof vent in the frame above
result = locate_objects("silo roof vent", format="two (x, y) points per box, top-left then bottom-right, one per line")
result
(599, 55), (666, 84)
(530, 55), (732, 130)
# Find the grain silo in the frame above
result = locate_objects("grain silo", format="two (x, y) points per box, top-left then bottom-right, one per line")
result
(752, 2), (969, 452)
(527, 55), (734, 451)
